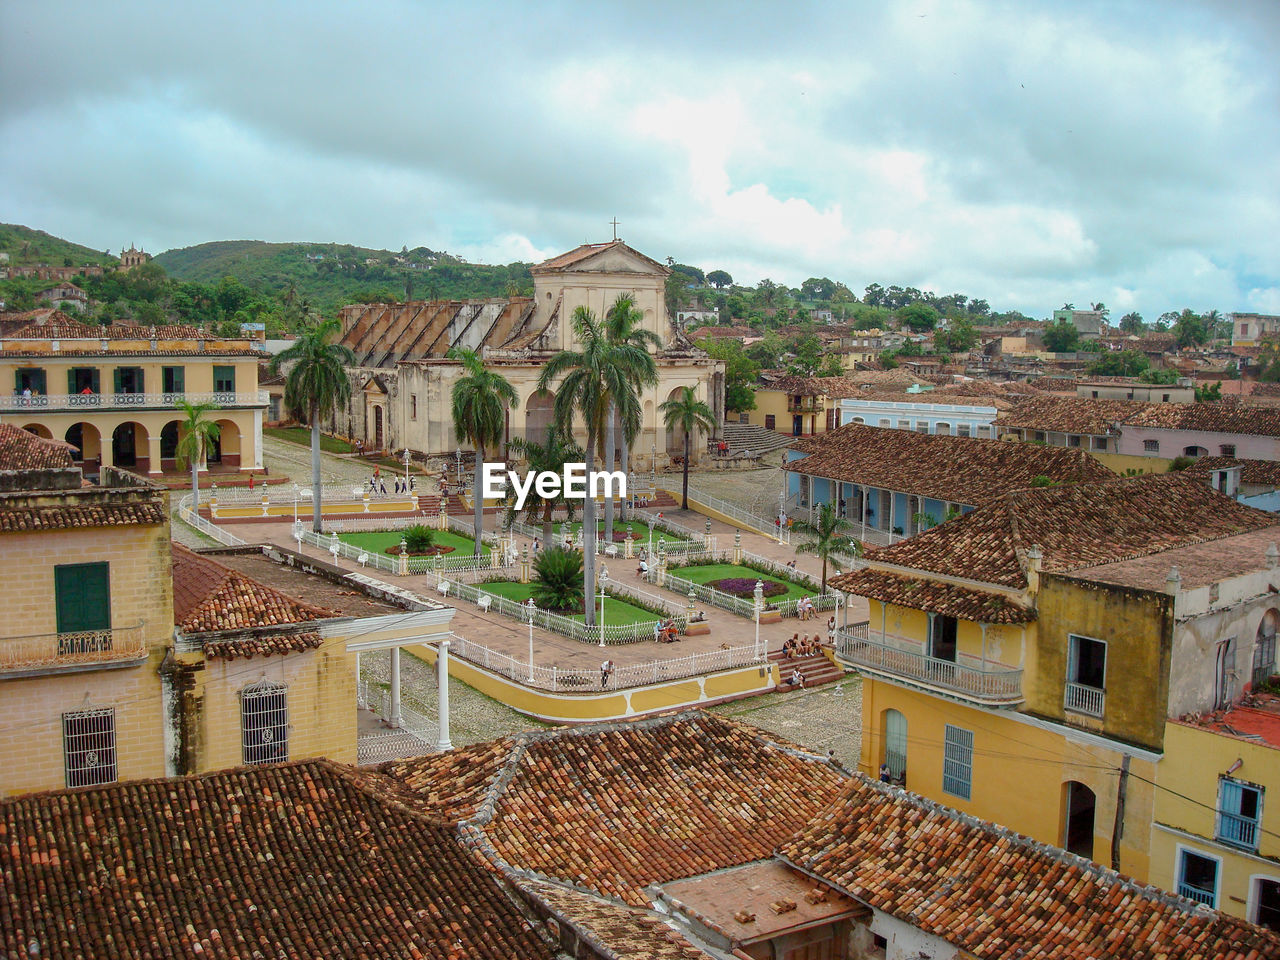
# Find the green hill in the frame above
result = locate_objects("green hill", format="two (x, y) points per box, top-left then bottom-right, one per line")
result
(0, 223), (118, 268)
(154, 239), (533, 312)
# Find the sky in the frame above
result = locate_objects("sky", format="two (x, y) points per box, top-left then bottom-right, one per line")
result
(2, 0), (1278, 321)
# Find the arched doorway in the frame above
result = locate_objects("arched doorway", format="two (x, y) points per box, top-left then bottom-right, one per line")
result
(215, 419), (241, 468)
(111, 422), (148, 469)
(664, 387), (688, 456)
(65, 422), (101, 467)
(20, 423), (52, 439)
(1062, 781), (1096, 859)
(524, 390), (555, 446)
(882, 709), (907, 783)
(1254, 610), (1278, 688)
(160, 420), (181, 470)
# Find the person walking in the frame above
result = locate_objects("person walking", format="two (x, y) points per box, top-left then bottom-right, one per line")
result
(600, 659), (614, 688)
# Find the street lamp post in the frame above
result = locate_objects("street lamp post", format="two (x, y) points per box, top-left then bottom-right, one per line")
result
(402, 447), (412, 491)
(648, 515), (657, 558)
(455, 447), (463, 484)
(524, 598), (536, 682)
(597, 569), (609, 648)
(754, 579), (764, 660)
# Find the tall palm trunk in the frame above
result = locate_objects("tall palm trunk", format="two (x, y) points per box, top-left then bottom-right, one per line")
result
(542, 501), (554, 551)
(472, 442), (485, 556)
(604, 401), (616, 545)
(583, 424), (596, 627)
(619, 435), (630, 523)
(191, 438), (200, 510)
(310, 403), (324, 533)
(681, 427), (690, 510)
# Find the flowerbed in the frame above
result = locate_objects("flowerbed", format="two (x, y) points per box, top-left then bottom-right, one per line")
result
(381, 544), (456, 557)
(706, 577), (789, 599)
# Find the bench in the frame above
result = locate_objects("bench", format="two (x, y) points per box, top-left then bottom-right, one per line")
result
(477, 595), (492, 613)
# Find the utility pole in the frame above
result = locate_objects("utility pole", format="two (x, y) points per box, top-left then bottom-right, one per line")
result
(1111, 754), (1131, 872)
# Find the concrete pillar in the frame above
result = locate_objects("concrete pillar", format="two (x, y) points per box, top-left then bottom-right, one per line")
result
(251, 408), (264, 469)
(100, 431), (115, 469)
(389, 646), (402, 729)
(520, 543), (530, 583)
(733, 529), (743, 564)
(147, 433), (163, 475)
(436, 640), (453, 752)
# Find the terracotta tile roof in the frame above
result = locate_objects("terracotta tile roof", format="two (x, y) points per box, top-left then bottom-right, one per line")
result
(202, 630), (323, 660)
(845, 390), (1015, 410)
(520, 879), (711, 959)
(853, 472), (1277, 588)
(0, 759), (554, 960)
(0, 498), (166, 533)
(531, 240), (669, 275)
(1122, 399), (1280, 437)
(3, 316), (207, 340)
(1188, 456), (1280, 486)
(786, 424), (1115, 507)
(0, 423), (75, 471)
(779, 777), (1280, 960)
(172, 544), (339, 635)
(381, 737), (516, 821)
(1, 348), (260, 358)
(996, 395), (1153, 435)
(383, 711), (846, 906)
(829, 568), (1035, 623)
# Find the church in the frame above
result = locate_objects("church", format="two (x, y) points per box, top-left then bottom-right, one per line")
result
(329, 239), (726, 469)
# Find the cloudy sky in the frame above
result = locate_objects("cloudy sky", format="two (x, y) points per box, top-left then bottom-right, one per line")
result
(2, 0), (1277, 319)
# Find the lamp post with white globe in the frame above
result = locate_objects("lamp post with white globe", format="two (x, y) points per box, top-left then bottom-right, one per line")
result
(524, 598), (536, 682)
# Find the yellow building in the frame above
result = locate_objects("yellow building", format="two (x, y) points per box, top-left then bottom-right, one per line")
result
(832, 471), (1280, 890)
(0, 423), (173, 797)
(167, 545), (456, 774)
(0, 311), (265, 476)
(748, 375), (869, 439)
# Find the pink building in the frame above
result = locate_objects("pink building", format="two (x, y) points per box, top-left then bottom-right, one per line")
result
(1116, 403), (1280, 460)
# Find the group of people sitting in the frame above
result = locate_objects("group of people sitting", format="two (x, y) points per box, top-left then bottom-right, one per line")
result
(783, 634), (821, 659)
(795, 595), (816, 620)
(654, 619), (680, 643)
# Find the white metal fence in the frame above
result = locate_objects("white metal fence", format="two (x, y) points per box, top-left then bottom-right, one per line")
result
(665, 481), (791, 544)
(177, 494), (248, 547)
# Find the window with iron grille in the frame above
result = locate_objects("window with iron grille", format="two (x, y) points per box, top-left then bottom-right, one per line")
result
(1144, 439), (1160, 453)
(241, 680), (289, 765)
(942, 724), (973, 800)
(63, 707), (117, 788)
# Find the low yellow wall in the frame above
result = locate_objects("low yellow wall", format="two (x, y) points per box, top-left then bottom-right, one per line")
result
(1091, 452), (1172, 475)
(655, 484), (778, 539)
(409, 642), (778, 723)
(211, 498), (417, 519)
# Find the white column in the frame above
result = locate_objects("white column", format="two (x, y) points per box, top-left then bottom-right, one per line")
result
(252, 409), (264, 469)
(389, 646), (402, 729)
(436, 639), (453, 752)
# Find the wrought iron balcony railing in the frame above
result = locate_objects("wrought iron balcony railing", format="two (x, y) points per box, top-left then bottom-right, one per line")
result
(0, 625), (147, 674)
(0, 391), (268, 413)
(835, 624), (1023, 704)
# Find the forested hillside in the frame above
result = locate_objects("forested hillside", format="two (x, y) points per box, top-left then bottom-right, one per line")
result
(0, 224), (118, 267)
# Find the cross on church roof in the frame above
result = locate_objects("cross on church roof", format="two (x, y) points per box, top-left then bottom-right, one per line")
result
(610, 217), (620, 241)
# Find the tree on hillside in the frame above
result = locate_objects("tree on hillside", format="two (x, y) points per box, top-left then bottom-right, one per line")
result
(934, 317), (978, 354)
(791, 502), (860, 594)
(897, 302), (940, 333)
(745, 332), (784, 369)
(1173, 309), (1209, 349)
(1091, 302), (1109, 317)
(800, 277), (836, 301)
(672, 264), (705, 285)
(659, 386), (716, 511)
(1042, 316), (1081, 353)
(696, 338), (760, 414)
(1087, 349), (1148, 377)
(449, 347), (518, 555)
(269, 316), (357, 533)
(707, 269), (733, 289)
(1119, 311), (1144, 334)
(174, 399), (220, 510)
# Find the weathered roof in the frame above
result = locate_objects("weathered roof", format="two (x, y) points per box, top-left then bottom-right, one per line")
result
(0, 423), (75, 471)
(381, 711), (846, 907)
(1064, 524), (1280, 592)
(829, 568), (1035, 623)
(845, 390), (1015, 410)
(0, 759), (554, 960)
(780, 777), (1280, 960)
(850, 472), (1277, 589)
(3, 316), (206, 340)
(1123, 399), (1280, 437)
(531, 240), (670, 275)
(786, 423), (1115, 507)
(996, 395), (1152, 435)
(1188, 455), (1280, 486)
(172, 544), (339, 637)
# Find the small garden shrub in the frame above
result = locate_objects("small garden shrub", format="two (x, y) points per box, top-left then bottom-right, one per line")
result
(532, 547), (585, 612)
(404, 525), (435, 553)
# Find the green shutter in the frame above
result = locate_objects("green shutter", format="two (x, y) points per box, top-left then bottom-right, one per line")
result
(91, 369), (100, 393)
(113, 368), (122, 394)
(54, 563), (111, 633)
(213, 366), (235, 392)
(34, 369), (46, 394)
(68, 369), (76, 394)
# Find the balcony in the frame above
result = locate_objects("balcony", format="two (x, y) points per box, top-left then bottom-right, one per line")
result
(1177, 882), (1216, 907)
(787, 397), (821, 413)
(0, 391), (269, 414)
(1216, 811), (1259, 851)
(0, 625), (147, 675)
(1064, 682), (1105, 718)
(835, 623), (1023, 705)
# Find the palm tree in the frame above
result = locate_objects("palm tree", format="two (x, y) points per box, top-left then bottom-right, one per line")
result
(449, 347), (517, 555)
(505, 425), (584, 550)
(602, 294), (661, 537)
(659, 386), (716, 511)
(174, 399), (220, 509)
(269, 316), (356, 533)
(791, 502), (860, 593)
(539, 306), (628, 626)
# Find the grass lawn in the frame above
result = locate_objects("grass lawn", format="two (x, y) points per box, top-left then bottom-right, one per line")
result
(671, 563), (816, 602)
(338, 529), (490, 556)
(553, 519), (688, 542)
(264, 426), (355, 454)
(482, 581), (659, 626)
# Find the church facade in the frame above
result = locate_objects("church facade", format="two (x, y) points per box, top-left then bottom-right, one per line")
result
(328, 241), (725, 468)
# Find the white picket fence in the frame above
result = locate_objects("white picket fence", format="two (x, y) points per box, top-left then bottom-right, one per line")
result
(652, 551), (839, 621)
(437, 576), (684, 646)
(445, 632), (763, 692)
(176, 494), (248, 547)
(295, 527), (515, 577)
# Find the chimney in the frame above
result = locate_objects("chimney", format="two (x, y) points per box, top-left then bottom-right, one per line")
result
(1024, 544), (1043, 594)
(1268, 543), (1279, 571)
(1165, 566), (1181, 596)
